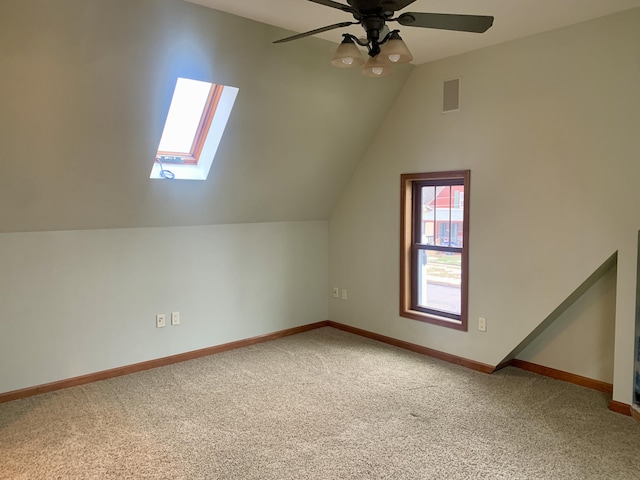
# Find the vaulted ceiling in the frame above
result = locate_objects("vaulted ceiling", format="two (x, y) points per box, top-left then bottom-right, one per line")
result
(0, 0), (410, 233)
(186, 0), (640, 64)
(2, 0), (639, 234)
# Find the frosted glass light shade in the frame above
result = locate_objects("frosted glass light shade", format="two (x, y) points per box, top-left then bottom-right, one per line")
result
(331, 38), (365, 68)
(362, 54), (394, 77)
(381, 36), (413, 64)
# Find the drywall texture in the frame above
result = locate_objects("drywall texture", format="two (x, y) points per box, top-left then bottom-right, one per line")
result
(0, 0), (411, 233)
(329, 9), (640, 403)
(516, 265), (616, 383)
(0, 221), (328, 394)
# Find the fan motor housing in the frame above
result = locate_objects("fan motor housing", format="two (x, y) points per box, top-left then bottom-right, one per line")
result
(348, 0), (393, 16)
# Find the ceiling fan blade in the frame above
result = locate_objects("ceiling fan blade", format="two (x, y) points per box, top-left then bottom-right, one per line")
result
(381, 0), (418, 11)
(397, 12), (494, 33)
(307, 0), (357, 14)
(273, 22), (357, 43)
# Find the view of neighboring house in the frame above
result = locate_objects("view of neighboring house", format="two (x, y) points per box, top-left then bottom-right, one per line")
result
(420, 185), (465, 247)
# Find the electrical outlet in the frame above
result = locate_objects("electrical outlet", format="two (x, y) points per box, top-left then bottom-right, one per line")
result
(171, 312), (180, 326)
(341, 289), (348, 300)
(332, 287), (339, 298)
(156, 314), (166, 328)
(478, 317), (487, 332)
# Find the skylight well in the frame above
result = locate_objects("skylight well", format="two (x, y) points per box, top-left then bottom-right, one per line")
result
(151, 78), (238, 181)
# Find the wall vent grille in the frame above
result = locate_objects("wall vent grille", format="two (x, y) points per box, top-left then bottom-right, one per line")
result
(443, 78), (460, 113)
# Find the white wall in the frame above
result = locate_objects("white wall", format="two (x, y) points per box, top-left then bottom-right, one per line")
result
(0, 221), (328, 394)
(329, 9), (640, 403)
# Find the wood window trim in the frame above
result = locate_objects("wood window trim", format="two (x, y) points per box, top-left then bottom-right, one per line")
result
(156, 84), (225, 165)
(400, 170), (470, 331)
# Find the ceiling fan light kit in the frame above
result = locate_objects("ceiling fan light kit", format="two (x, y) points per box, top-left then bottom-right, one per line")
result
(380, 30), (413, 64)
(331, 35), (366, 67)
(274, 0), (494, 78)
(362, 53), (394, 77)
(333, 30), (411, 76)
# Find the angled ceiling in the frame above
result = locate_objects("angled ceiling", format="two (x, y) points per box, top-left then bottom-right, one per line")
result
(0, 0), (411, 233)
(3, 0), (640, 234)
(185, 0), (640, 64)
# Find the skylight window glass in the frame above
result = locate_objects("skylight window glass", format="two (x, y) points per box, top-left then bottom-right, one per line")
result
(151, 77), (239, 181)
(158, 78), (212, 154)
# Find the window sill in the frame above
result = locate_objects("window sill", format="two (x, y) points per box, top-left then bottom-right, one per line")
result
(400, 309), (467, 331)
(150, 163), (208, 181)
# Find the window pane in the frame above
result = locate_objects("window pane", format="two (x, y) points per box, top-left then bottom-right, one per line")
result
(158, 78), (212, 154)
(434, 186), (451, 246)
(416, 249), (461, 315)
(453, 186), (464, 247)
(419, 186), (436, 245)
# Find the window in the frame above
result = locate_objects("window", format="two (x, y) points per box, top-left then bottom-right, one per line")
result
(400, 170), (470, 330)
(151, 77), (239, 181)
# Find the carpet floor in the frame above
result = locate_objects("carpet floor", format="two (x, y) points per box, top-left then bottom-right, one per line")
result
(1, 327), (639, 479)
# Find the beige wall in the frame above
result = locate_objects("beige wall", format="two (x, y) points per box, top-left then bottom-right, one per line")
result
(516, 264), (616, 383)
(329, 9), (640, 403)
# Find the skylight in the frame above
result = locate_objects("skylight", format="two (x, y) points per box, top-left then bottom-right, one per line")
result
(159, 79), (212, 154)
(151, 78), (239, 181)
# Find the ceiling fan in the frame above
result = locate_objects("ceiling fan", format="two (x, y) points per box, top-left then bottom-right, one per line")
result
(274, 0), (494, 77)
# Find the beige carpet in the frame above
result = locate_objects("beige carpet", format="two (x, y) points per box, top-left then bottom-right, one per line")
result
(1, 327), (639, 479)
